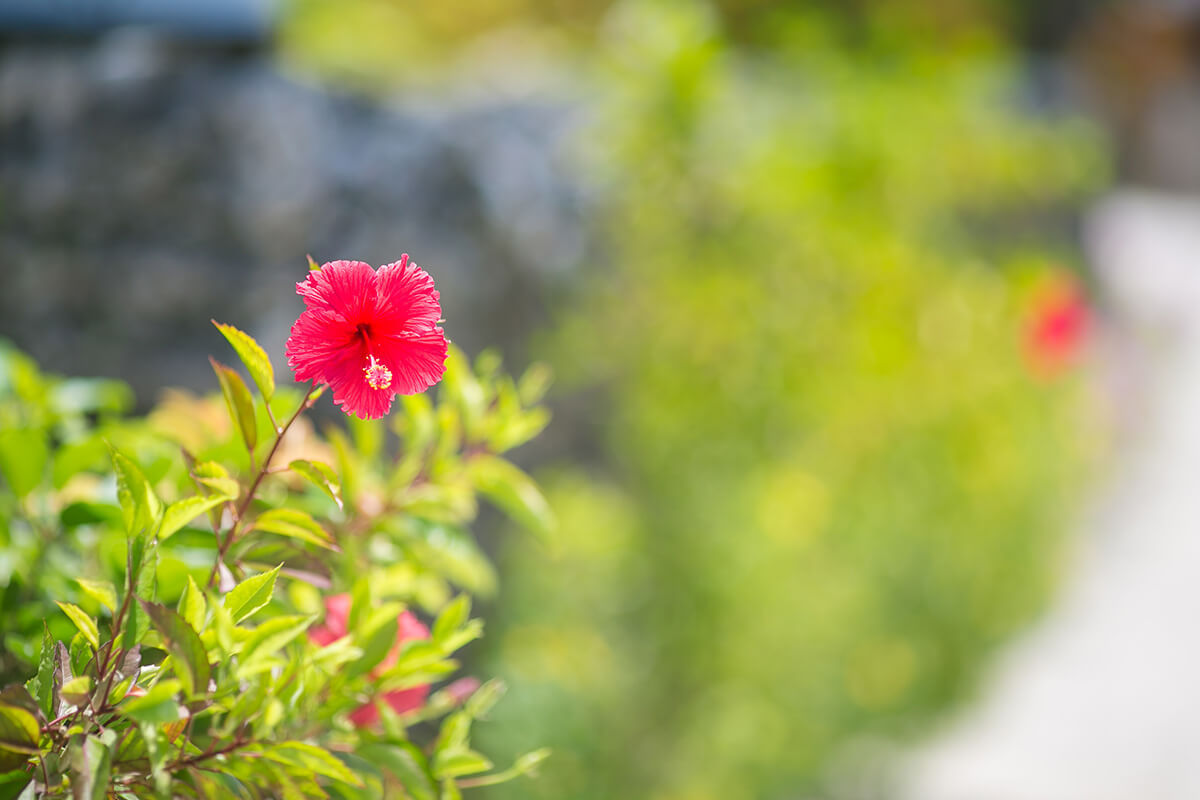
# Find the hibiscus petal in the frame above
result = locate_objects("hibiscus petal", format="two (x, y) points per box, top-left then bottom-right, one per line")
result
(297, 260), (380, 322)
(374, 327), (449, 396)
(374, 256), (443, 334)
(285, 308), (360, 384)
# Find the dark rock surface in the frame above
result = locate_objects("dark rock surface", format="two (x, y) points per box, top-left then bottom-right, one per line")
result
(0, 33), (587, 407)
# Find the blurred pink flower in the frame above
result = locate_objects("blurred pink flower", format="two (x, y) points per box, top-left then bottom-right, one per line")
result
(308, 593), (431, 727)
(1025, 276), (1089, 376)
(285, 256), (448, 420)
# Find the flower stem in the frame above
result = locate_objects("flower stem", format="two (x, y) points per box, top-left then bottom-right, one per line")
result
(206, 385), (321, 590)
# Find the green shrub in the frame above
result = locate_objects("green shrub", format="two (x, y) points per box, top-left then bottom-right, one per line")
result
(479, 4), (1107, 799)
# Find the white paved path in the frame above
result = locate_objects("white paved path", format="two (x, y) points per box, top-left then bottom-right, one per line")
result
(902, 191), (1200, 800)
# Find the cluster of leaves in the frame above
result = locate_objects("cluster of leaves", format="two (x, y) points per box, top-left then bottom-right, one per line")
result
(0, 324), (551, 798)
(478, 4), (1106, 800)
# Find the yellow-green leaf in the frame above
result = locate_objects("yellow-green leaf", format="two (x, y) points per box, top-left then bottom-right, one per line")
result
(223, 565), (281, 624)
(288, 459), (343, 510)
(161, 495), (229, 540)
(212, 320), (275, 401)
(57, 602), (99, 650)
(251, 509), (336, 550)
(75, 579), (117, 613)
(265, 741), (363, 788)
(210, 358), (257, 454)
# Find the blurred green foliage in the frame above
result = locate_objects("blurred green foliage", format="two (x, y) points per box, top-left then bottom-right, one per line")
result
(279, 0), (1108, 796)
(473, 5), (1107, 800)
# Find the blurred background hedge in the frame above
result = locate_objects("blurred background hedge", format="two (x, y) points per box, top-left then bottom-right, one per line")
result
(4, 0), (1113, 796)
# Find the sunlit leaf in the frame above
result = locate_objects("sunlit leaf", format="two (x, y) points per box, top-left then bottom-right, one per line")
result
(211, 358), (257, 454)
(75, 579), (118, 614)
(223, 565), (281, 624)
(0, 428), (47, 499)
(140, 602), (210, 698)
(251, 509), (336, 550)
(56, 602), (99, 651)
(288, 459), (343, 510)
(265, 741), (363, 788)
(161, 495), (229, 540)
(213, 320), (276, 401)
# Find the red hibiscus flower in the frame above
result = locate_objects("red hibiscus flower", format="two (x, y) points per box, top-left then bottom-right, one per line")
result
(309, 593), (432, 727)
(285, 257), (448, 420)
(1024, 275), (1089, 377)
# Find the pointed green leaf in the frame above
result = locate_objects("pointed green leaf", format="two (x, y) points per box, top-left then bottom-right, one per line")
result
(265, 741), (363, 788)
(211, 358), (257, 454)
(306, 254), (321, 271)
(251, 509), (336, 550)
(161, 495), (228, 540)
(0, 702), (39, 772)
(433, 749), (493, 780)
(108, 445), (162, 537)
(236, 616), (312, 679)
(359, 742), (435, 800)
(139, 602), (210, 698)
(68, 729), (116, 800)
(32, 625), (54, 719)
(288, 459), (343, 510)
(223, 565), (281, 624)
(56, 602), (99, 651)
(177, 575), (207, 633)
(212, 321), (275, 401)
(59, 676), (92, 707)
(75, 579), (118, 613)
(0, 767), (32, 798)
(433, 595), (471, 644)
(119, 679), (184, 725)
(466, 456), (555, 542)
(0, 428), (47, 499)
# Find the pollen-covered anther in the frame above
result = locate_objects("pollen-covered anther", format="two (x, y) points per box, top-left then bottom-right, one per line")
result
(364, 355), (393, 391)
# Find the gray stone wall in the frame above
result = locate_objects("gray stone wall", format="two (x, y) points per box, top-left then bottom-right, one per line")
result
(0, 32), (587, 407)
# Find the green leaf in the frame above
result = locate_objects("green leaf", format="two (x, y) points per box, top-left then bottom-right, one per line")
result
(124, 520), (159, 650)
(211, 358), (257, 454)
(251, 509), (336, 550)
(213, 320), (275, 401)
(265, 741), (363, 788)
(435, 710), (472, 758)
(177, 575), (207, 633)
(108, 444), (163, 537)
(345, 604), (401, 680)
(359, 742), (435, 800)
(288, 459), (343, 510)
(0, 768), (32, 800)
(59, 676), (92, 706)
(68, 729), (116, 800)
(75, 579), (118, 614)
(223, 565), (281, 624)
(119, 679), (184, 724)
(193, 460), (239, 501)
(161, 495), (228, 540)
(139, 602), (210, 698)
(0, 701), (38, 772)
(236, 616), (312, 679)
(433, 595), (471, 644)
(306, 254), (322, 271)
(0, 428), (47, 499)
(464, 679), (505, 720)
(466, 455), (555, 542)
(56, 602), (99, 651)
(32, 625), (54, 719)
(433, 749), (493, 780)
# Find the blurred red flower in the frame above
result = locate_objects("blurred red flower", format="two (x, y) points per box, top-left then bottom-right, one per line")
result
(1025, 276), (1089, 376)
(285, 257), (448, 419)
(308, 593), (431, 727)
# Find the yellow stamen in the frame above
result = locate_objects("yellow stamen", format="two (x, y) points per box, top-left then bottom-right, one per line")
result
(364, 355), (393, 390)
